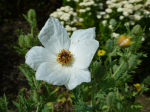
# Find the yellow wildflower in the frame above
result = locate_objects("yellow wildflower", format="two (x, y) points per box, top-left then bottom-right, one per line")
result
(97, 50), (106, 56)
(134, 83), (142, 92)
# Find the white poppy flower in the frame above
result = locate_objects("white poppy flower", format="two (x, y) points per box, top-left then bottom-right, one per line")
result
(25, 17), (99, 90)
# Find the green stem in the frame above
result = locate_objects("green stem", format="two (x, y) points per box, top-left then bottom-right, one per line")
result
(33, 77), (37, 88)
(112, 60), (125, 78)
(36, 105), (39, 112)
(91, 81), (95, 107)
(105, 46), (119, 65)
(31, 27), (33, 37)
(111, 49), (132, 78)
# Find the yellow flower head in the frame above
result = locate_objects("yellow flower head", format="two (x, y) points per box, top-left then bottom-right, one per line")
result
(97, 50), (106, 56)
(134, 83), (142, 92)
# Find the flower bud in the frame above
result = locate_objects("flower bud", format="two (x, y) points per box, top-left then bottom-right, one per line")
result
(28, 9), (36, 22)
(106, 39), (114, 52)
(24, 34), (34, 47)
(18, 35), (25, 47)
(109, 19), (117, 27)
(118, 35), (132, 47)
(132, 25), (142, 34)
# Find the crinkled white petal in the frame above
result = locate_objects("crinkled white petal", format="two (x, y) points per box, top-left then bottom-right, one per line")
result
(36, 62), (71, 85)
(70, 27), (96, 44)
(70, 38), (99, 69)
(25, 46), (55, 71)
(38, 17), (71, 51)
(65, 68), (91, 90)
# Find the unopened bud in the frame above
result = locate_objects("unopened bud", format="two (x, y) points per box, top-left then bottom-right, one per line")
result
(18, 35), (25, 47)
(118, 35), (132, 47)
(132, 25), (142, 34)
(109, 19), (117, 27)
(28, 9), (36, 22)
(24, 34), (34, 47)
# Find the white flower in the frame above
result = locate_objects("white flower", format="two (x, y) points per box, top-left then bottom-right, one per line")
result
(86, 7), (91, 11)
(65, 25), (72, 31)
(129, 21), (135, 25)
(117, 8), (123, 12)
(60, 21), (64, 25)
(79, 9), (86, 13)
(97, 15), (101, 19)
(111, 0), (116, 2)
(123, 11), (129, 16)
(141, 37), (145, 41)
(105, 8), (112, 13)
(79, 18), (84, 22)
(119, 16), (124, 20)
(100, 11), (106, 15)
(103, 14), (110, 18)
(106, 1), (112, 4)
(124, 22), (129, 26)
(71, 27), (77, 31)
(74, 0), (79, 2)
(134, 14), (142, 20)
(73, 12), (77, 16)
(25, 17), (99, 90)
(112, 33), (120, 38)
(102, 20), (107, 26)
(109, 25), (113, 29)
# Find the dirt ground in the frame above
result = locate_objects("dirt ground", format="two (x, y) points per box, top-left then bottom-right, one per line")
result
(0, 19), (150, 112)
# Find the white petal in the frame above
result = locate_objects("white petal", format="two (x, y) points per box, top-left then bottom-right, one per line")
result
(38, 17), (71, 51)
(36, 62), (71, 85)
(70, 39), (99, 69)
(25, 46), (55, 71)
(70, 27), (96, 44)
(65, 68), (91, 90)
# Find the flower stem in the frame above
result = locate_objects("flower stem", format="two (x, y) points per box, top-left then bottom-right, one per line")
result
(91, 81), (95, 107)
(112, 60), (125, 78)
(36, 105), (39, 112)
(105, 46), (119, 65)
(31, 27), (33, 37)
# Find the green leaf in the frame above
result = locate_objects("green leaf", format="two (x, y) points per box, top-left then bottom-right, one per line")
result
(18, 65), (35, 89)
(107, 59), (117, 70)
(106, 92), (116, 107)
(41, 103), (53, 112)
(128, 54), (138, 69)
(14, 46), (27, 54)
(12, 101), (19, 109)
(22, 14), (29, 22)
(93, 62), (106, 80)
(106, 39), (114, 52)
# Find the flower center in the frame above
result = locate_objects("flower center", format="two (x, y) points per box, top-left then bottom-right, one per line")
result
(56, 49), (74, 65)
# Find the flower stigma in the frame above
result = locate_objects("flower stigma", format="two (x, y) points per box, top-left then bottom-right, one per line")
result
(56, 49), (74, 65)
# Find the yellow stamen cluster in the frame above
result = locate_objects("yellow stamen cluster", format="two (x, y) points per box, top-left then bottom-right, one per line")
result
(56, 49), (74, 65)
(133, 83), (142, 92)
(97, 50), (106, 56)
